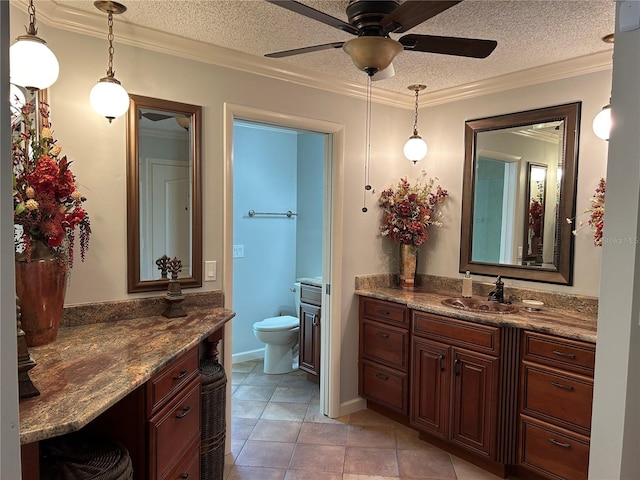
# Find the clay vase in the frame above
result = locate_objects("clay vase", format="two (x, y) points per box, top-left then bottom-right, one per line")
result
(15, 241), (67, 346)
(399, 244), (418, 288)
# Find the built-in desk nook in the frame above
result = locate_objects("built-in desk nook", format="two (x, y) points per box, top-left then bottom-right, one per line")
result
(19, 293), (234, 480)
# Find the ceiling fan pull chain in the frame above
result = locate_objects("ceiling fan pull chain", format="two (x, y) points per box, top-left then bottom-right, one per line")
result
(362, 75), (373, 213)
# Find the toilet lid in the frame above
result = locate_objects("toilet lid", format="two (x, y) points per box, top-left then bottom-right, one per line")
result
(253, 315), (299, 331)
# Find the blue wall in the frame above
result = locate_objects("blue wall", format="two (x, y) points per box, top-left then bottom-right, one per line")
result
(232, 122), (324, 358)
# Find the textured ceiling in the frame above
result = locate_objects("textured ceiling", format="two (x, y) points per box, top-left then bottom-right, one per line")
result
(52, 0), (615, 97)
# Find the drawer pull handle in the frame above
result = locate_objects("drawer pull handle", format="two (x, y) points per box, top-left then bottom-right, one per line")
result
(552, 350), (576, 359)
(375, 373), (388, 381)
(551, 381), (574, 391)
(439, 354), (445, 372)
(312, 314), (319, 327)
(548, 438), (571, 449)
(180, 475), (189, 479)
(375, 332), (389, 339)
(454, 358), (460, 376)
(377, 309), (391, 316)
(176, 406), (191, 418)
(173, 369), (188, 380)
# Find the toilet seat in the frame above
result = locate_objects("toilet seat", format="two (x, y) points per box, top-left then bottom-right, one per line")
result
(253, 315), (299, 332)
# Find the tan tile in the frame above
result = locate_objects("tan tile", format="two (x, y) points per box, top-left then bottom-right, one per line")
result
(231, 417), (257, 440)
(233, 384), (276, 401)
(450, 454), (506, 480)
(288, 443), (346, 473)
(262, 401), (308, 421)
(347, 425), (397, 449)
(344, 447), (399, 477)
(303, 404), (347, 424)
(232, 399), (267, 419)
(348, 409), (397, 426)
(244, 372), (283, 387)
(232, 361), (259, 374)
(394, 425), (429, 451)
(225, 465), (286, 480)
(249, 419), (302, 443)
(397, 448), (456, 479)
(229, 439), (245, 461)
(297, 422), (348, 445)
(284, 470), (342, 480)
(342, 475), (400, 480)
(271, 386), (316, 403)
(232, 372), (248, 385)
(235, 440), (295, 469)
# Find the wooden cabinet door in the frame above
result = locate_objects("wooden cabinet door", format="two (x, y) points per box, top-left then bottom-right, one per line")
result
(411, 337), (449, 439)
(450, 347), (499, 458)
(299, 303), (320, 377)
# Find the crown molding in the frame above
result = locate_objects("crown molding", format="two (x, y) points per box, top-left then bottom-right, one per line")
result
(16, 1), (613, 110)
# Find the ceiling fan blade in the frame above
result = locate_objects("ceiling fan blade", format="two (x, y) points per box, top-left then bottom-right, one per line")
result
(400, 34), (497, 59)
(381, 1), (462, 34)
(265, 42), (345, 59)
(140, 111), (173, 122)
(264, 0), (358, 35)
(372, 63), (395, 81)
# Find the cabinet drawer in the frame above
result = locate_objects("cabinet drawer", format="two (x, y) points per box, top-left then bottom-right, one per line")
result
(161, 438), (200, 480)
(519, 416), (590, 480)
(361, 297), (408, 327)
(413, 312), (500, 356)
(522, 331), (595, 376)
(148, 348), (199, 413)
(360, 360), (408, 414)
(361, 320), (409, 371)
(300, 284), (322, 306)
(521, 364), (593, 435)
(150, 379), (201, 479)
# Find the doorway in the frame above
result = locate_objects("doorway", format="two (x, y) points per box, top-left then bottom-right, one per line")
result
(223, 104), (345, 421)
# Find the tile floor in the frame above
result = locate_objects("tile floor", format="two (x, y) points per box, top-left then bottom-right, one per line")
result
(225, 359), (516, 480)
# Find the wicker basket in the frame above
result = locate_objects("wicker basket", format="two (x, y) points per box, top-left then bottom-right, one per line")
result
(200, 360), (227, 480)
(40, 432), (133, 480)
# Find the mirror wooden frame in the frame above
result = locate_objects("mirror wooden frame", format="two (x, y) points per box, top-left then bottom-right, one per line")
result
(460, 102), (581, 285)
(126, 94), (202, 293)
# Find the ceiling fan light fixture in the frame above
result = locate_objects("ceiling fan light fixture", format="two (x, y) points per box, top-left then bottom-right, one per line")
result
(10, 0), (59, 91)
(404, 84), (427, 164)
(343, 36), (403, 74)
(90, 0), (129, 123)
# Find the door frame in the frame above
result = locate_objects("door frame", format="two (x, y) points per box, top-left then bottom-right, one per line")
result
(222, 103), (345, 421)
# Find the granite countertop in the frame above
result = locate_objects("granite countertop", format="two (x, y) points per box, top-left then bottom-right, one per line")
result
(355, 286), (597, 344)
(19, 307), (234, 445)
(297, 276), (322, 287)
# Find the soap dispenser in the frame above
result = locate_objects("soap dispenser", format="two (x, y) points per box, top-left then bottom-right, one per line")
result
(462, 271), (473, 298)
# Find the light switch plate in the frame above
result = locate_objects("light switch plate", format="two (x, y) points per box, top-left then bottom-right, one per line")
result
(205, 261), (216, 281)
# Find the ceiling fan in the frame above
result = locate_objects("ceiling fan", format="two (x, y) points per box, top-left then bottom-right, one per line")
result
(264, 0), (497, 77)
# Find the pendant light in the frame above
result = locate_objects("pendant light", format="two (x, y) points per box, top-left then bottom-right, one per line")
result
(90, 1), (129, 123)
(9, 0), (59, 91)
(404, 85), (428, 164)
(592, 34), (614, 141)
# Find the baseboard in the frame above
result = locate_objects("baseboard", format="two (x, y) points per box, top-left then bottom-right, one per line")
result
(232, 348), (264, 364)
(338, 397), (367, 417)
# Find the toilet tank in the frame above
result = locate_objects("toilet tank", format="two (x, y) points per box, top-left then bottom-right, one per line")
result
(293, 282), (301, 318)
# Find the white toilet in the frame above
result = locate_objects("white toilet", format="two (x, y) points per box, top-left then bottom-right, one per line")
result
(252, 283), (301, 374)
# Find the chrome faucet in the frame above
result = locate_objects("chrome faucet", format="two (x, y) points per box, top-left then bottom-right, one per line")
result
(487, 276), (504, 303)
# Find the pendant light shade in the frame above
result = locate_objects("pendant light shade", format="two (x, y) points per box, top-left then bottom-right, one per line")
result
(10, 0), (59, 91)
(91, 1), (129, 122)
(404, 84), (427, 164)
(592, 103), (611, 141)
(343, 37), (403, 75)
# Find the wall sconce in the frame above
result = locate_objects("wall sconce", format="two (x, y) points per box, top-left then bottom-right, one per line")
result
(90, 1), (129, 123)
(403, 84), (428, 164)
(592, 101), (612, 141)
(10, 0), (59, 91)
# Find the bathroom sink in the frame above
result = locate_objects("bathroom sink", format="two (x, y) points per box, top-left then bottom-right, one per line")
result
(441, 297), (518, 314)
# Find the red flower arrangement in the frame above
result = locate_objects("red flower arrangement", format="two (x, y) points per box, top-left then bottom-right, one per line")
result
(529, 198), (543, 237)
(567, 178), (605, 247)
(12, 101), (91, 268)
(379, 172), (448, 246)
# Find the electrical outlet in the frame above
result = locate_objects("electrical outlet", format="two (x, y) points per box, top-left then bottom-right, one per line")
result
(233, 245), (244, 258)
(205, 261), (216, 281)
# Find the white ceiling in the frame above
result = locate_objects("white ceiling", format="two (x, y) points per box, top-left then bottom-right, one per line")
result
(45, 0), (615, 102)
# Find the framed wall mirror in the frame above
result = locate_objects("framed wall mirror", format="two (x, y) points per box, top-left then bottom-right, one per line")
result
(127, 94), (202, 293)
(460, 102), (581, 285)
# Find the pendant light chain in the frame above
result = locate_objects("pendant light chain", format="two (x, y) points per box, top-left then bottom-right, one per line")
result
(362, 75), (373, 213)
(106, 12), (116, 78)
(412, 88), (420, 136)
(26, 0), (38, 35)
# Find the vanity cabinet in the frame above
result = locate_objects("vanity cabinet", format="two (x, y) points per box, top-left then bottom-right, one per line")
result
(358, 297), (410, 415)
(299, 283), (322, 379)
(411, 312), (500, 459)
(518, 331), (595, 480)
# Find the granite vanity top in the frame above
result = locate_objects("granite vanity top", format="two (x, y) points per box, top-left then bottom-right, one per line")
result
(19, 307), (234, 445)
(297, 276), (322, 287)
(356, 286), (597, 344)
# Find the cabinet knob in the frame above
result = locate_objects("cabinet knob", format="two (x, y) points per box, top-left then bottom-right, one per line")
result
(180, 475), (189, 479)
(176, 405), (191, 419)
(439, 354), (445, 372)
(312, 314), (319, 326)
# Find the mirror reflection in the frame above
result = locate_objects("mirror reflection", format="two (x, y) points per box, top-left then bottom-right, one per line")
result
(127, 95), (202, 292)
(461, 102), (580, 285)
